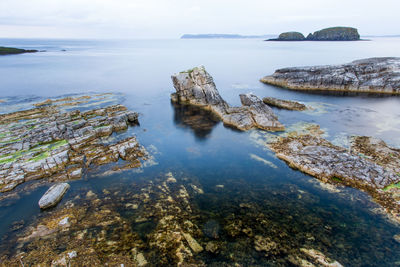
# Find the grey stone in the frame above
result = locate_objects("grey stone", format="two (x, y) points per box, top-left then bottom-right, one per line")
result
(171, 66), (284, 131)
(261, 57), (400, 94)
(38, 183), (70, 209)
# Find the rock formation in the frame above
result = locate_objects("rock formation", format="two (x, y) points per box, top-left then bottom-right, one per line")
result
(0, 96), (147, 193)
(261, 57), (400, 94)
(306, 27), (360, 41)
(268, 129), (400, 220)
(269, 32), (305, 41)
(0, 46), (38, 55)
(262, 97), (307, 111)
(38, 183), (70, 209)
(171, 66), (284, 131)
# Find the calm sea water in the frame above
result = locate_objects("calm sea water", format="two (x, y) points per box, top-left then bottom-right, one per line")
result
(1, 37), (400, 265)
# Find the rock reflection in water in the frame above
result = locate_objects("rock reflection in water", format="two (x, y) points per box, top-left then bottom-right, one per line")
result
(172, 101), (220, 139)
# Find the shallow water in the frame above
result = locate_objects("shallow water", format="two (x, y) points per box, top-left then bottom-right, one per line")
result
(1, 37), (400, 265)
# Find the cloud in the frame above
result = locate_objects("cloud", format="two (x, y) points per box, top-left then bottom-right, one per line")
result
(0, 0), (398, 38)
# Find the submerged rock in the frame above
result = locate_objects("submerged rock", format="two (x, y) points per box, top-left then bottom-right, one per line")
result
(306, 27), (360, 41)
(38, 183), (70, 209)
(171, 66), (284, 131)
(262, 97), (307, 111)
(261, 57), (400, 94)
(300, 248), (343, 267)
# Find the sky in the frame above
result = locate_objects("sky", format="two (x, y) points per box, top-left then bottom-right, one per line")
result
(0, 0), (399, 39)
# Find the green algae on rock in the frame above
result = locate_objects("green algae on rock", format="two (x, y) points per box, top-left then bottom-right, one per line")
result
(0, 95), (147, 193)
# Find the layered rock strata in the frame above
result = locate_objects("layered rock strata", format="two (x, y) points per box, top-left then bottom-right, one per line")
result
(171, 66), (284, 131)
(0, 102), (147, 193)
(268, 132), (400, 220)
(261, 57), (400, 94)
(262, 97), (307, 111)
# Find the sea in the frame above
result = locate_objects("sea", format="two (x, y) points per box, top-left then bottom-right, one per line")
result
(0, 37), (400, 265)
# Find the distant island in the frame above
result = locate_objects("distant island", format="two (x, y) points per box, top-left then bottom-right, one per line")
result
(181, 34), (274, 39)
(268, 27), (361, 41)
(0, 46), (38, 55)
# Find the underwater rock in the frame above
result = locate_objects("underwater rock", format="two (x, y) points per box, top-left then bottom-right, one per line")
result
(262, 97), (307, 111)
(183, 232), (204, 253)
(300, 248), (343, 267)
(205, 241), (220, 254)
(38, 183), (70, 209)
(171, 66), (284, 131)
(254, 235), (278, 256)
(203, 220), (220, 239)
(0, 97), (147, 193)
(261, 57), (400, 94)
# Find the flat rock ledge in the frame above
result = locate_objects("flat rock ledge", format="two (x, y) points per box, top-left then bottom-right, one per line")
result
(268, 133), (400, 221)
(38, 183), (70, 209)
(262, 97), (306, 111)
(171, 66), (284, 131)
(261, 57), (400, 94)
(0, 98), (147, 193)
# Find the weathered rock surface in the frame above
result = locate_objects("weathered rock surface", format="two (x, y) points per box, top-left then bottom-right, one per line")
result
(171, 66), (284, 131)
(269, 31), (305, 41)
(262, 97), (307, 111)
(268, 131), (400, 220)
(261, 57), (400, 94)
(0, 96), (147, 193)
(307, 27), (360, 41)
(38, 183), (70, 209)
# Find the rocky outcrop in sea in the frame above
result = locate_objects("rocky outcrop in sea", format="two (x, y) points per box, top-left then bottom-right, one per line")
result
(268, 27), (360, 41)
(306, 27), (360, 41)
(267, 126), (400, 221)
(0, 95), (147, 193)
(261, 57), (400, 94)
(262, 97), (306, 111)
(171, 66), (284, 131)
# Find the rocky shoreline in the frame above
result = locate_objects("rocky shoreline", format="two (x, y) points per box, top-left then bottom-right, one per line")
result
(0, 95), (148, 195)
(266, 126), (400, 223)
(261, 57), (400, 94)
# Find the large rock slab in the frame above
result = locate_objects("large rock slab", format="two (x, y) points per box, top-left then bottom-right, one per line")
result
(171, 66), (284, 131)
(38, 183), (70, 209)
(261, 57), (400, 94)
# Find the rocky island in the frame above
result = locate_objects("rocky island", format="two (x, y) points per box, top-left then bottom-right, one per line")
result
(261, 57), (400, 94)
(268, 27), (360, 41)
(171, 66), (284, 131)
(0, 46), (38, 55)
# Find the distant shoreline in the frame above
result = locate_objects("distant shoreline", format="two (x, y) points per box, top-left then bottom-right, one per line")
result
(0, 46), (38, 56)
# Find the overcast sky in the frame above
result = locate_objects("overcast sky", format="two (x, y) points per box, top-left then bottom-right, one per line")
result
(0, 0), (398, 39)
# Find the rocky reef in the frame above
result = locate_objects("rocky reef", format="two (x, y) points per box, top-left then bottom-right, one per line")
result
(261, 57), (400, 94)
(307, 27), (360, 41)
(269, 32), (305, 41)
(171, 66), (284, 131)
(267, 127), (400, 222)
(262, 97), (307, 111)
(0, 95), (147, 194)
(0, 46), (38, 55)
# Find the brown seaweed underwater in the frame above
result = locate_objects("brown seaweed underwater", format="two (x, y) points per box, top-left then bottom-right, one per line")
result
(0, 93), (400, 266)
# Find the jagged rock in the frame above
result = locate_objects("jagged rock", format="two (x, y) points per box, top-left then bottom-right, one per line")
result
(269, 31), (305, 41)
(38, 183), (70, 209)
(171, 66), (284, 131)
(307, 27), (360, 41)
(262, 97), (306, 111)
(261, 57), (400, 94)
